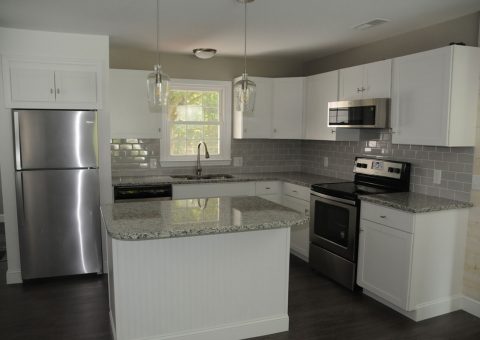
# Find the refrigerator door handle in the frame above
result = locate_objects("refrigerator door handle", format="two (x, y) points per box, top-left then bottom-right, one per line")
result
(13, 111), (22, 170)
(15, 172), (26, 234)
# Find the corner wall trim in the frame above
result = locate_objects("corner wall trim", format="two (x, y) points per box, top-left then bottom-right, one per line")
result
(6, 269), (22, 284)
(463, 296), (480, 318)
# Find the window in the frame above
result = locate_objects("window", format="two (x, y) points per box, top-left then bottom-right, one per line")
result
(160, 79), (232, 166)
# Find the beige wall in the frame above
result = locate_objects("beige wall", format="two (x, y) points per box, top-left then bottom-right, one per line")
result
(110, 47), (303, 79)
(304, 12), (480, 75)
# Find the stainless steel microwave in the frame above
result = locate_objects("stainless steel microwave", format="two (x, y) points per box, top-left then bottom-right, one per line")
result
(327, 98), (390, 128)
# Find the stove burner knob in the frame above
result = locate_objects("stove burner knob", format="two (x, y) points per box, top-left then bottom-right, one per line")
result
(394, 168), (401, 174)
(388, 167), (394, 173)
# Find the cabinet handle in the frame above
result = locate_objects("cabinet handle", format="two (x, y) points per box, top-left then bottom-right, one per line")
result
(273, 128), (277, 133)
(292, 190), (298, 193)
(265, 187), (271, 190)
(360, 228), (364, 232)
(56, 88), (60, 94)
(357, 87), (361, 93)
(331, 129), (336, 134)
(361, 87), (366, 92)
(50, 88), (54, 94)
(380, 215), (386, 218)
(305, 208), (309, 215)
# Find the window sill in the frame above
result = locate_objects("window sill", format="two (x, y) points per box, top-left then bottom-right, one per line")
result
(159, 159), (232, 168)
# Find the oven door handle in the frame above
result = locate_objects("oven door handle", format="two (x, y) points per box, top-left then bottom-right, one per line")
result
(310, 191), (357, 206)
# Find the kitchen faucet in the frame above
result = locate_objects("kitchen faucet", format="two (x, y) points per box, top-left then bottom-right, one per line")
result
(195, 142), (210, 176)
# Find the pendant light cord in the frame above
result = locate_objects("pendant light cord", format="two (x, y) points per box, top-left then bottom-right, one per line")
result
(156, 0), (160, 66)
(243, 1), (247, 76)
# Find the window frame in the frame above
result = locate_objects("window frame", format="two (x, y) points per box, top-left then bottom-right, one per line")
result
(160, 78), (232, 167)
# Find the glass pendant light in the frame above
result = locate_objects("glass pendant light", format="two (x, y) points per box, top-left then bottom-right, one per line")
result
(147, 0), (170, 112)
(234, 0), (256, 115)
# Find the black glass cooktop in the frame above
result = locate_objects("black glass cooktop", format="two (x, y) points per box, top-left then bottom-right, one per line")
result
(311, 182), (393, 201)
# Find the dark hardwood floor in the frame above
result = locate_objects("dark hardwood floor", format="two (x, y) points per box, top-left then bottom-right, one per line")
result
(1, 255), (479, 340)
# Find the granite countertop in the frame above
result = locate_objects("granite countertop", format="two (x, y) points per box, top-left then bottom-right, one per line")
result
(102, 196), (308, 240)
(111, 172), (346, 188)
(359, 192), (473, 213)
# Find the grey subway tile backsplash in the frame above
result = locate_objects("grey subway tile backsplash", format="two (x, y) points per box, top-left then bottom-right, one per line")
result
(301, 132), (474, 202)
(111, 131), (474, 202)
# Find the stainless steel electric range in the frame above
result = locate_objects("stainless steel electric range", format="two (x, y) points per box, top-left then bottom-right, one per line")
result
(309, 157), (411, 290)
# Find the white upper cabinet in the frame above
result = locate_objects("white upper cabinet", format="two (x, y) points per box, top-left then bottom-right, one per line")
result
(54, 69), (97, 104)
(304, 71), (338, 141)
(391, 46), (480, 146)
(3, 57), (101, 109)
(233, 76), (304, 139)
(272, 77), (304, 139)
(339, 59), (391, 100)
(109, 69), (161, 138)
(233, 76), (273, 139)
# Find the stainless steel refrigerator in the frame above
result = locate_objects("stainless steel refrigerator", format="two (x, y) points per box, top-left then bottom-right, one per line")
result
(14, 109), (102, 279)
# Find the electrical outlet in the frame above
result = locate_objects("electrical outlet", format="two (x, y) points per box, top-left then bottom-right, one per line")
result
(433, 169), (442, 184)
(324, 157), (328, 168)
(233, 156), (243, 167)
(149, 158), (158, 169)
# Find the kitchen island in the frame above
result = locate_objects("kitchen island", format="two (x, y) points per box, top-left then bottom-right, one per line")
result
(102, 196), (307, 340)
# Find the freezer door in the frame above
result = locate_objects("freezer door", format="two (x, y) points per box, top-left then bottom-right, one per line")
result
(16, 169), (102, 279)
(14, 110), (98, 170)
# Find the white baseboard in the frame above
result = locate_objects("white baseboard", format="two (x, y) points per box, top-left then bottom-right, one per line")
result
(290, 248), (308, 262)
(363, 290), (463, 322)
(463, 296), (480, 318)
(0, 214), (4, 223)
(111, 315), (288, 340)
(6, 269), (22, 284)
(147, 315), (288, 340)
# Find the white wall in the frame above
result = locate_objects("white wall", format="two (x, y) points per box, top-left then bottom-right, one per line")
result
(0, 27), (111, 283)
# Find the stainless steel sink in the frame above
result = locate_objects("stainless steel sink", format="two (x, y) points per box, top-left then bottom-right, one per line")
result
(201, 174), (234, 180)
(170, 174), (234, 180)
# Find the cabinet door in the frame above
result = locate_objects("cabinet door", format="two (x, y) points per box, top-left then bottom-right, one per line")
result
(10, 66), (55, 103)
(357, 220), (413, 310)
(339, 64), (364, 100)
(55, 69), (97, 104)
(234, 76), (273, 138)
(364, 59), (391, 98)
(304, 71), (338, 140)
(391, 48), (451, 145)
(272, 77), (304, 139)
(282, 195), (309, 261)
(109, 69), (160, 138)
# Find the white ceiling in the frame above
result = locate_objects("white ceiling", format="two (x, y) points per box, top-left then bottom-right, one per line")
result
(0, 0), (479, 61)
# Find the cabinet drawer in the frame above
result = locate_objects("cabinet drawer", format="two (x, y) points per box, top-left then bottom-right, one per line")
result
(361, 201), (414, 234)
(255, 181), (282, 195)
(283, 182), (309, 201)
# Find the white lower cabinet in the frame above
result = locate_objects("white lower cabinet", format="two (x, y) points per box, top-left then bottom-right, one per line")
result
(357, 201), (469, 321)
(281, 182), (310, 261)
(255, 181), (282, 204)
(357, 219), (413, 310)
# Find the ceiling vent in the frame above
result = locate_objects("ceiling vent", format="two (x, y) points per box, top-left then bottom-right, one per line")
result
(352, 18), (389, 30)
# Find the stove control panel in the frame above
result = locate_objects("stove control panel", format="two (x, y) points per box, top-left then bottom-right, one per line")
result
(354, 158), (404, 179)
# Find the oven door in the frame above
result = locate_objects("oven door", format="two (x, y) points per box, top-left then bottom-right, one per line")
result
(310, 192), (358, 261)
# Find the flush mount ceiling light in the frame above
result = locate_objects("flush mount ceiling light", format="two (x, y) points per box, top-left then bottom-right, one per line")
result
(352, 18), (390, 30)
(233, 0), (256, 115)
(147, 0), (170, 112)
(193, 48), (217, 59)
